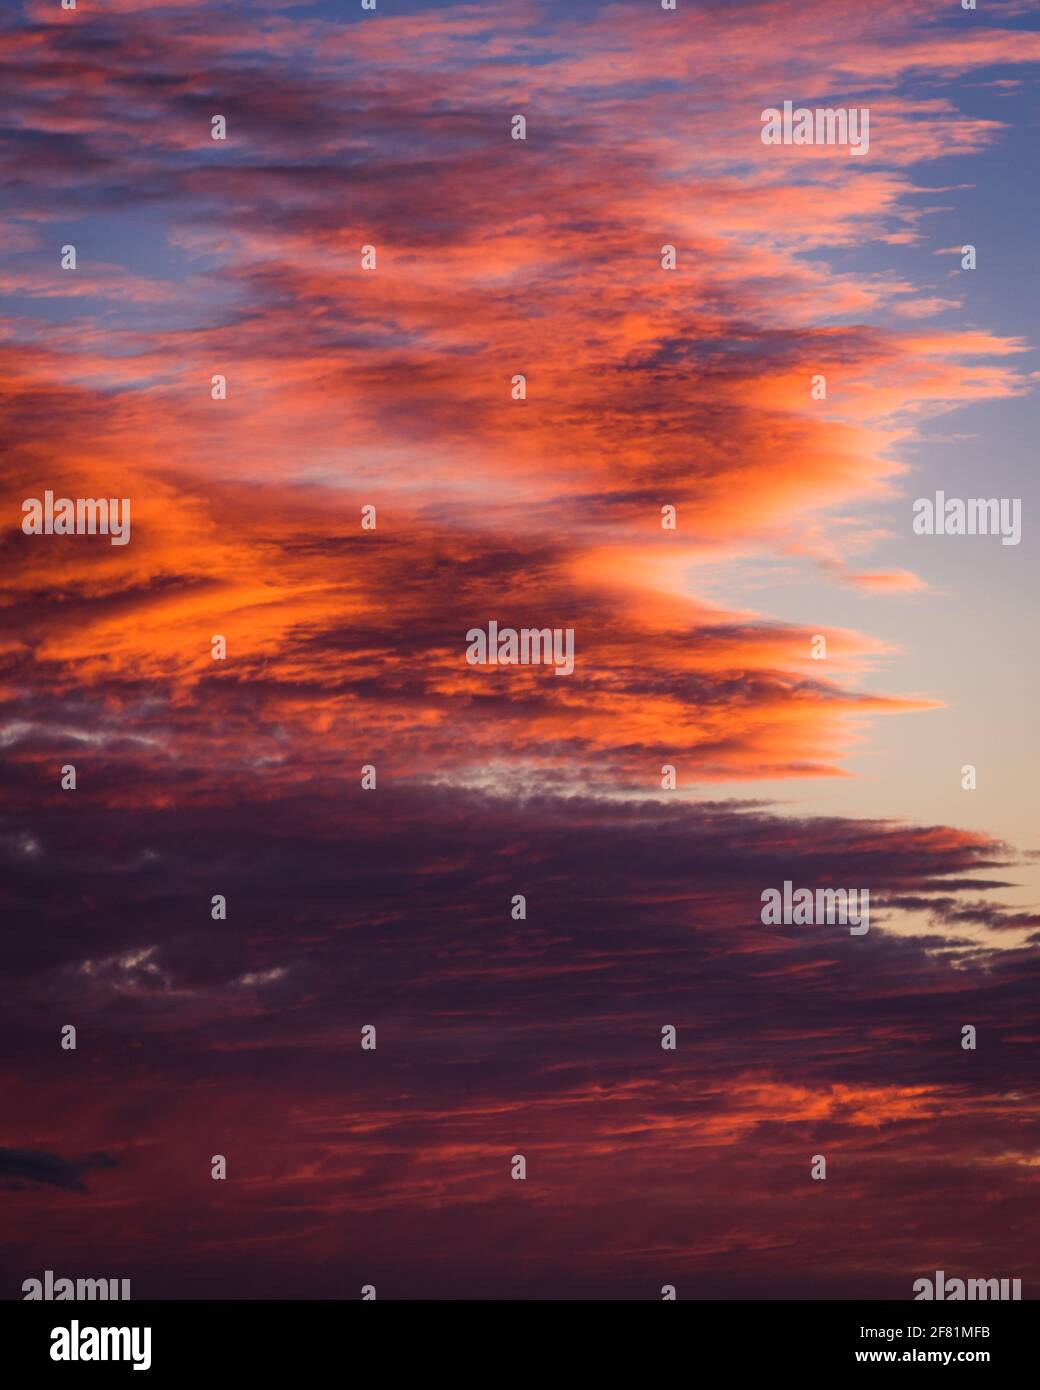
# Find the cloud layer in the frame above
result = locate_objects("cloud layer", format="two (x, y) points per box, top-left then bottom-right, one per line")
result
(1, 0), (1037, 1298)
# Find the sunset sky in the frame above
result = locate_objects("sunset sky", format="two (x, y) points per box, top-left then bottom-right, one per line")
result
(2, 0), (1038, 1299)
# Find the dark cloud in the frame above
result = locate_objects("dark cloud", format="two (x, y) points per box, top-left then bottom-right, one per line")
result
(0, 1147), (118, 1194)
(0, 778), (1037, 1294)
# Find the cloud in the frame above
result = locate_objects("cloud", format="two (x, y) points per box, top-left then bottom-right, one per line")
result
(0, 1147), (118, 1194)
(0, 779), (1036, 1293)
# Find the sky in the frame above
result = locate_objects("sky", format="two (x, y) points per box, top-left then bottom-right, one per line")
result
(1, 0), (1038, 1300)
